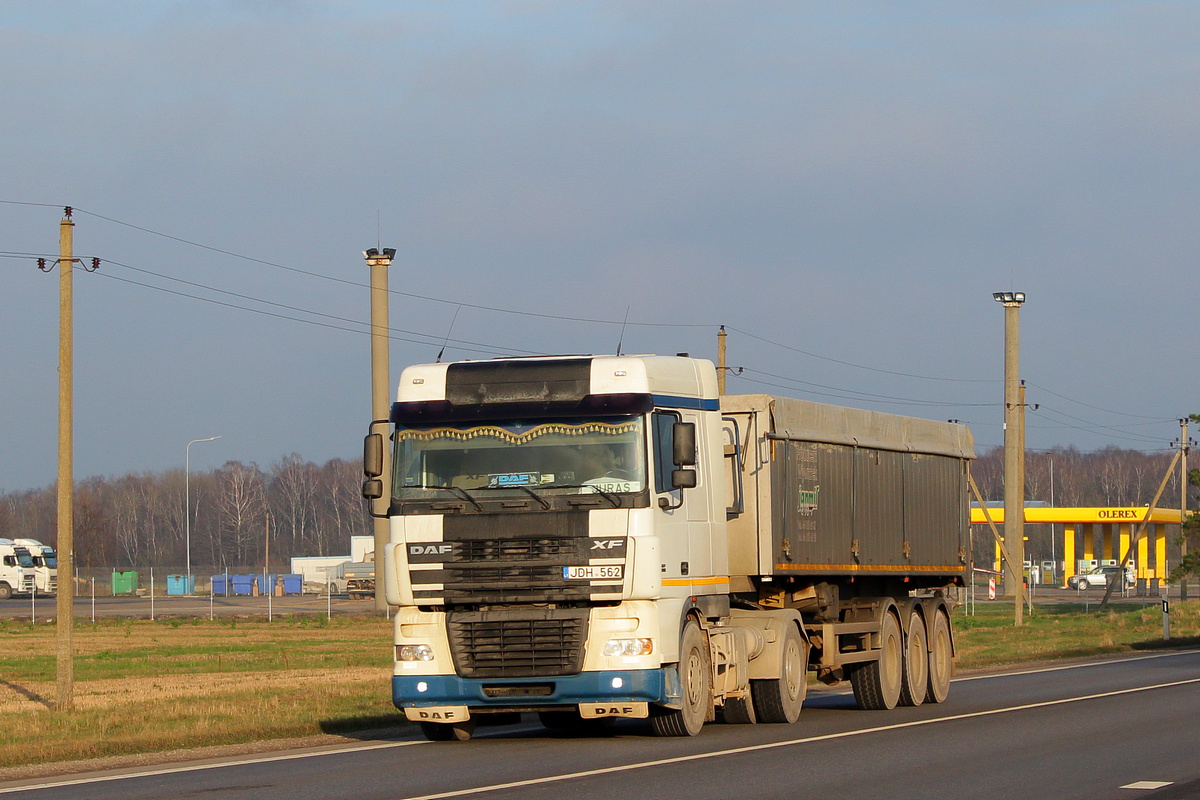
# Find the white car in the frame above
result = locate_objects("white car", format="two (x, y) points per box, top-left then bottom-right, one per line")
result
(1069, 565), (1134, 590)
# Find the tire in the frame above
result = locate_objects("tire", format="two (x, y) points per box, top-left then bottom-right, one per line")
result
(0, 583), (10, 601)
(419, 720), (475, 741)
(850, 609), (902, 711)
(721, 695), (756, 724)
(925, 609), (952, 705)
(898, 610), (928, 707)
(651, 619), (710, 737)
(751, 623), (807, 723)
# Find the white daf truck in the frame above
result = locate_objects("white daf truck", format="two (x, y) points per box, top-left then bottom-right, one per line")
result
(14, 539), (57, 596)
(0, 538), (37, 600)
(363, 354), (974, 740)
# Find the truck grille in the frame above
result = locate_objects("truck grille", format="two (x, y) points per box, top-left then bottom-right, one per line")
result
(410, 512), (624, 603)
(447, 608), (588, 678)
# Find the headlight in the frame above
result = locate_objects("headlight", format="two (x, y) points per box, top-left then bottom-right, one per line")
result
(397, 644), (436, 662)
(603, 638), (653, 657)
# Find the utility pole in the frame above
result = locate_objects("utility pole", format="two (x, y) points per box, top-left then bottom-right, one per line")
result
(364, 247), (395, 613)
(52, 209), (77, 711)
(717, 326), (727, 396)
(994, 291), (1026, 626)
(1176, 418), (1194, 600)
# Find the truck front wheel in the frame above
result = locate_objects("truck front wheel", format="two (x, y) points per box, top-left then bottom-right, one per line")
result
(420, 720), (475, 742)
(0, 583), (10, 601)
(651, 620), (710, 737)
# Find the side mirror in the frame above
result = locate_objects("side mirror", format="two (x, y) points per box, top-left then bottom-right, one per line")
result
(363, 432), (384, 478)
(672, 468), (697, 490)
(362, 478), (384, 500)
(673, 422), (697, 467)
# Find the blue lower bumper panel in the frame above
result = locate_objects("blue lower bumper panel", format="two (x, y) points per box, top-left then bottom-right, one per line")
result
(394, 668), (676, 710)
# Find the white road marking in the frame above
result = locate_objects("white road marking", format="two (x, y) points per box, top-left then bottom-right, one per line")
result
(1121, 781), (1174, 790)
(0, 740), (425, 795)
(397, 676), (1200, 800)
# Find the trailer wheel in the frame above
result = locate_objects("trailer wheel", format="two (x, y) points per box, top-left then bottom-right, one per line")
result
(650, 619), (710, 737)
(419, 720), (475, 742)
(751, 623), (807, 723)
(850, 610), (902, 710)
(924, 609), (952, 704)
(898, 610), (928, 707)
(0, 583), (10, 601)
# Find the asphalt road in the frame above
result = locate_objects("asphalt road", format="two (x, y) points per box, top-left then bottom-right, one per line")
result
(5, 649), (1200, 800)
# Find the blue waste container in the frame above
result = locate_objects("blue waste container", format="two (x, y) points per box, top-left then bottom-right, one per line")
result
(210, 574), (229, 595)
(282, 574), (303, 595)
(231, 574), (255, 596)
(254, 574), (277, 595)
(166, 575), (195, 596)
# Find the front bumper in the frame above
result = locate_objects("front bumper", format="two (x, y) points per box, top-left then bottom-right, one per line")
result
(393, 667), (680, 711)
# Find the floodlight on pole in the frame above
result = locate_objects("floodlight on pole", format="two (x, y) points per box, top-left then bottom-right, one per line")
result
(186, 436), (221, 592)
(365, 245), (394, 612)
(995, 290), (1026, 625)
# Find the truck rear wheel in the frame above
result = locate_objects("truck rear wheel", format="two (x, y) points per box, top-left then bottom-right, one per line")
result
(751, 623), (807, 723)
(898, 610), (927, 707)
(850, 610), (902, 711)
(924, 609), (952, 704)
(650, 620), (710, 737)
(420, 720), (475, 741)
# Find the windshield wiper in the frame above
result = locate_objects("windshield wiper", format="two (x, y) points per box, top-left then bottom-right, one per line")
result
(432, 485), (484, 512)
(513, 485), (551, 510)
(567, 484), (621, 508)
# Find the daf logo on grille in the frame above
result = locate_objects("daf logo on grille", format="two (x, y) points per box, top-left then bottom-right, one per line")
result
(409, 544), (453, 556)
(591, 539), (623, 550)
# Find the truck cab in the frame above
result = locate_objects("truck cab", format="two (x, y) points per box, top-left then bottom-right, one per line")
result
(0, 538), (37, 599)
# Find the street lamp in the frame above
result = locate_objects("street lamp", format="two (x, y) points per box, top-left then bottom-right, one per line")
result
(364, 247), (395, 612)
(994, 291), (1025, 625)
(186, 436), (221, 592)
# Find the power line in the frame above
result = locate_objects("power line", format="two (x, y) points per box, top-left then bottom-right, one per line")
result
(726, 326), (1000, 384)
(71, 207), (710, 330)
(1023, 380), (1177, 422)
(88, 270), (520, 357)
(735, 366), (995, 408)
(98, 258), (541, 356)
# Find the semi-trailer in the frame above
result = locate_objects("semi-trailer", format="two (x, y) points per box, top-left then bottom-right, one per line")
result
(363, 354), (974, 740)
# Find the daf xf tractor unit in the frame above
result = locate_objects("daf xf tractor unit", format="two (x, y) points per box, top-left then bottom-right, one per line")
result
(363, 354), (974, 740)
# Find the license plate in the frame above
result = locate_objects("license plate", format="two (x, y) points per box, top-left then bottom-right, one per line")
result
(563, 565), (623, 580)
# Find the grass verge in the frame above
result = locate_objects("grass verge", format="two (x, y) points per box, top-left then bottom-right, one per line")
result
(0, 601), (1197, 774)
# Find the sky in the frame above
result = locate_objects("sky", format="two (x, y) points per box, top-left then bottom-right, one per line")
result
(2, 2), (1198, 493)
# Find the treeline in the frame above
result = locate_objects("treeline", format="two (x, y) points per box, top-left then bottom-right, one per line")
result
(1, 445), (1194, 575)
(970, 445), (1196, 566)
(0, 455), (370, 574)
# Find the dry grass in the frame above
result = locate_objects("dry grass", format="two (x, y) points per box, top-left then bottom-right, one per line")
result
(0, 614), (400, 771)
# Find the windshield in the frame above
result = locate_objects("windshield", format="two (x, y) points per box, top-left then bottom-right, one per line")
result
(38, 550), (58, 568)
(394, 416), (646, 500)
(13, 549), (34, 569)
